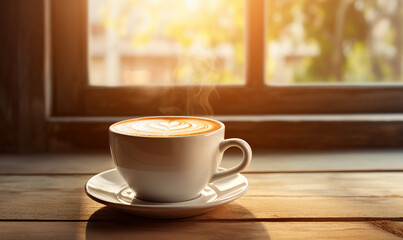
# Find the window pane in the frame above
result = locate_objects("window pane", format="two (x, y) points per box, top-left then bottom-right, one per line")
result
(265, 0), (403, 84)
(88, 0), (245, 86)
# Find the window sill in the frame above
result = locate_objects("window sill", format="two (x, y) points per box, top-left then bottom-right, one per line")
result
(47, 114), (403, 123)
(45, 114), (403, 152)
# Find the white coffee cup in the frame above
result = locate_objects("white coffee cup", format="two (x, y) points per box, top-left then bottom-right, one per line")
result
(109, 116), (252, 202)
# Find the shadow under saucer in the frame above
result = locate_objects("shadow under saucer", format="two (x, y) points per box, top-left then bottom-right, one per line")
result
(85, 206), (271, 240)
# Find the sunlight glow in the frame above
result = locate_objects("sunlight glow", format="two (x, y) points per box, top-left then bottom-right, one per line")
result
(88, 0), (245, 86)
(185, 0), (199, 11)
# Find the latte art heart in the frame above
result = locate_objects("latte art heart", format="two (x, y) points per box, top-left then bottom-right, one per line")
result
(111, 117), (222, 137)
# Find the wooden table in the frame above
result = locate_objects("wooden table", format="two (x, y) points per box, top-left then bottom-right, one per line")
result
(1, 151), (403, 239)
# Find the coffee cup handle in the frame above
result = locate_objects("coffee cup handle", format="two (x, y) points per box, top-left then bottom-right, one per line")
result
(210, 138), (252, 182)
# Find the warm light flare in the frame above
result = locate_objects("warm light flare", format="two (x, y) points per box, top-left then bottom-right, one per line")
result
(88, 0), (245, 86)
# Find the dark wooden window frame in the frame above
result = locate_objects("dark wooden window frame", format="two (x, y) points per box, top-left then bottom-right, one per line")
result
(3, 0), (403, 153)
(50, 0), (403, 117)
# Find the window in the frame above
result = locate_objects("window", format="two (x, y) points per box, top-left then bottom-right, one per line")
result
(51, 0), (403, 118)
(89, 0), (402, 87)
(42, 0), (403, 151)
(88, 0), (245, 86)
(265, 0), (402, 85)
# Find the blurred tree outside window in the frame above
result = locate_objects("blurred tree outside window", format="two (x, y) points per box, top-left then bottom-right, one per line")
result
(89, 0), (245, 86)
(88, 0), (402, 86)
(266, 0), (402, 84)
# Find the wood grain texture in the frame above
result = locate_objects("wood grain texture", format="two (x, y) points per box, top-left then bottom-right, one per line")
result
(0, 0), (47, 153)
(16, 0), (47, 153)
(0, 221), (401, 240)
(0, 153), (402, 239)
(371, 221), (403, 238)
(1, 173), (403, 220)
(0, 1), (19, 152)
(0, 154), (113, 174)
(2, 151), (403, 174)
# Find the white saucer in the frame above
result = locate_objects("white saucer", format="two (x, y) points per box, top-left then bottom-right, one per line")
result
(85, 168), (248, 219)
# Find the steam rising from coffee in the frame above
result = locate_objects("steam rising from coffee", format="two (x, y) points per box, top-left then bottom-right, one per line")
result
(158, 46), (219, 116)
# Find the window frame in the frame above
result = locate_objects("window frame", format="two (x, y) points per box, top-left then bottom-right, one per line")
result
(50, 0), (403, 117)
(4, 0), (403, 153)
(1, 0), (395, 153)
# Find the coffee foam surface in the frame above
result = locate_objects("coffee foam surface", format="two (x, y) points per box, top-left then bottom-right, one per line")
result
(111, 117), (222, 137)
